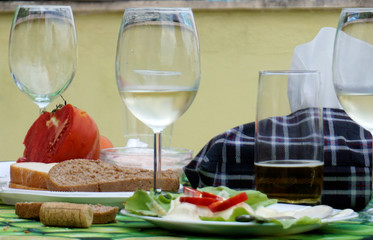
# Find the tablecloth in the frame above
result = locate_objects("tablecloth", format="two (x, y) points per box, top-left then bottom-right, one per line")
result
(1, 201), (373, 240)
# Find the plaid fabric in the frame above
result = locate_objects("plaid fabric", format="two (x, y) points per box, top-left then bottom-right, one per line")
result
(256, 107), (323, 162)
(184, 108), (372, 211)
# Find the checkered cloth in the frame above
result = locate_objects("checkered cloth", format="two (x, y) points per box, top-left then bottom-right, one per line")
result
(184, 108), (372, 211)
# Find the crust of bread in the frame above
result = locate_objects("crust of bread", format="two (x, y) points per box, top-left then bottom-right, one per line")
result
(8, 182), (47, 191)
(10, 162), (57, 189)
(46, 159), (180, 192)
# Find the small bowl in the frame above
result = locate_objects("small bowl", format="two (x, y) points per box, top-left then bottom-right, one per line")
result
(100, 147), (193, 173)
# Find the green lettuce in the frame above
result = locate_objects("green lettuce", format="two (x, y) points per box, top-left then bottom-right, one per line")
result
(268, 216), (321, 229)
(124, 189), (179, 217)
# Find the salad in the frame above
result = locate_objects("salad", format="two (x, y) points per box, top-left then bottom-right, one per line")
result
(124, 186), (331, 229)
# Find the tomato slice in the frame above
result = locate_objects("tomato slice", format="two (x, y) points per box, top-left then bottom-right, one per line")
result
(20, 104), (100, 163)
(180, 197), (219, 206)
(183, 186), (202, 197)
(201, 191), (224, 201)
(208, 192), (248, 213)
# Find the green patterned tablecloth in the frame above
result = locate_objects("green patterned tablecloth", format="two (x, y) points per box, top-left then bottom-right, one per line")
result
(1, 202), (373, 240)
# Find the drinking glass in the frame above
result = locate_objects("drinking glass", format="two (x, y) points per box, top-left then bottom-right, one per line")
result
(255, 70), (324, 205)
(9, 5), (77, 113)
(116, 8), (200, 192)
(333, 8), (373, 217)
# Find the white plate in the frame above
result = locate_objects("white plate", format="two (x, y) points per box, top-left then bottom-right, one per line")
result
(0, 187), (132, 208)
(0, 161), (12, 186)
(0, 161), (131, 208)
(121, 204), (358, 236)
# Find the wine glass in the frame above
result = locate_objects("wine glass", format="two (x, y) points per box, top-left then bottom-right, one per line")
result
(9, 5), (78, 113)
(116, 8), (200, 192)
(333, 8), (373, 217)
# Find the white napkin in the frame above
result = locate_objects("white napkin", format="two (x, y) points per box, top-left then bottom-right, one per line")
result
(288, 27), (342, 111)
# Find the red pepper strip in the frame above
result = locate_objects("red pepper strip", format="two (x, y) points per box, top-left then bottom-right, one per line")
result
(183, 186), (202, 197)
(208, 192), (249, 213)
(180, 197), (219, 206)
(201, 191), (224, 201)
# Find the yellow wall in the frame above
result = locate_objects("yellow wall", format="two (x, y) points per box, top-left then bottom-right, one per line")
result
(0, 9), (340, 161)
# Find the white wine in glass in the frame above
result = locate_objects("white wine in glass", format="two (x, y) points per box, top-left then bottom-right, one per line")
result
(333, 8), (373, 218)
(9, 5), (77, 113)
(116, 8), (200, 192)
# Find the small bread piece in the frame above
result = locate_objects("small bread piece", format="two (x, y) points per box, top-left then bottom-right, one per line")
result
(15, 202), (42, 219)
(90, 204), (119, 224)
(10, 162), (57, 190)
(46, 159), (179, 192)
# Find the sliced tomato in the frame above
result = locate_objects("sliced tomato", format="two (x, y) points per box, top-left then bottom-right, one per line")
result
(208, 192), (248, 213)
(20, 104), (100, 163)
(183, 186), (202, 197)
(201, 191), (224, 201)
(179, 197), (219, 206)
(100, 135), (114, 149)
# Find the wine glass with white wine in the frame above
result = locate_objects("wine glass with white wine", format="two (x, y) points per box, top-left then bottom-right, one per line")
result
(9, 5), (77, 114)
(333, 8), (373, 219)
(116, 8), (200, 192)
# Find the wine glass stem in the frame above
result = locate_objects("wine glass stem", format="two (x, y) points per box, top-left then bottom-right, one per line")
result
(154, 131), (162, 194)
(39, 107), (46, 115)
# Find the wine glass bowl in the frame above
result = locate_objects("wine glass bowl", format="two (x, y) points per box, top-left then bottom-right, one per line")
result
(116, 8), (200, 192)
(333, 8), (373, 217)
(9, 5), (77, 112)
(333, 8), (373, 133)
(119, 76), (198, 133)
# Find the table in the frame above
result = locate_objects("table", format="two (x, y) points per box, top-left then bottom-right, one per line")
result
(1, 201), (373, 239)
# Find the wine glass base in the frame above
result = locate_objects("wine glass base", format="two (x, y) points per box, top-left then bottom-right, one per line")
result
(154, 188), (162, 195)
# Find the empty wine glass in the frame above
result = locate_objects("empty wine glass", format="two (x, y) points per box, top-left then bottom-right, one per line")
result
(9, 5), (77, 113)
(116, 8), (200, 192)
(333, 8), (373, 217)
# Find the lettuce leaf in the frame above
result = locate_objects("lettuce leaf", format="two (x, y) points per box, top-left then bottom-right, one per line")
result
(124, 189), (179, 217)
(201, 207), (322, 229)
(268, 216), (321, 229)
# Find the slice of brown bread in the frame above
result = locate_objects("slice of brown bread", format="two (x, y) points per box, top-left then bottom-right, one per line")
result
(15, 202), (119, 224)
(90, 204), (119, 224)
(15, 202), (42, 219)
(46, 159), (180, 192)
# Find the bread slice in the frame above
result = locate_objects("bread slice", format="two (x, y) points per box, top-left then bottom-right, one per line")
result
(15, 202), (119, 224)
(46, 159), (180, 192)
(15, 202), (42, 219)
(10, 162), (57, 190)
(90, 204), (119, 224)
